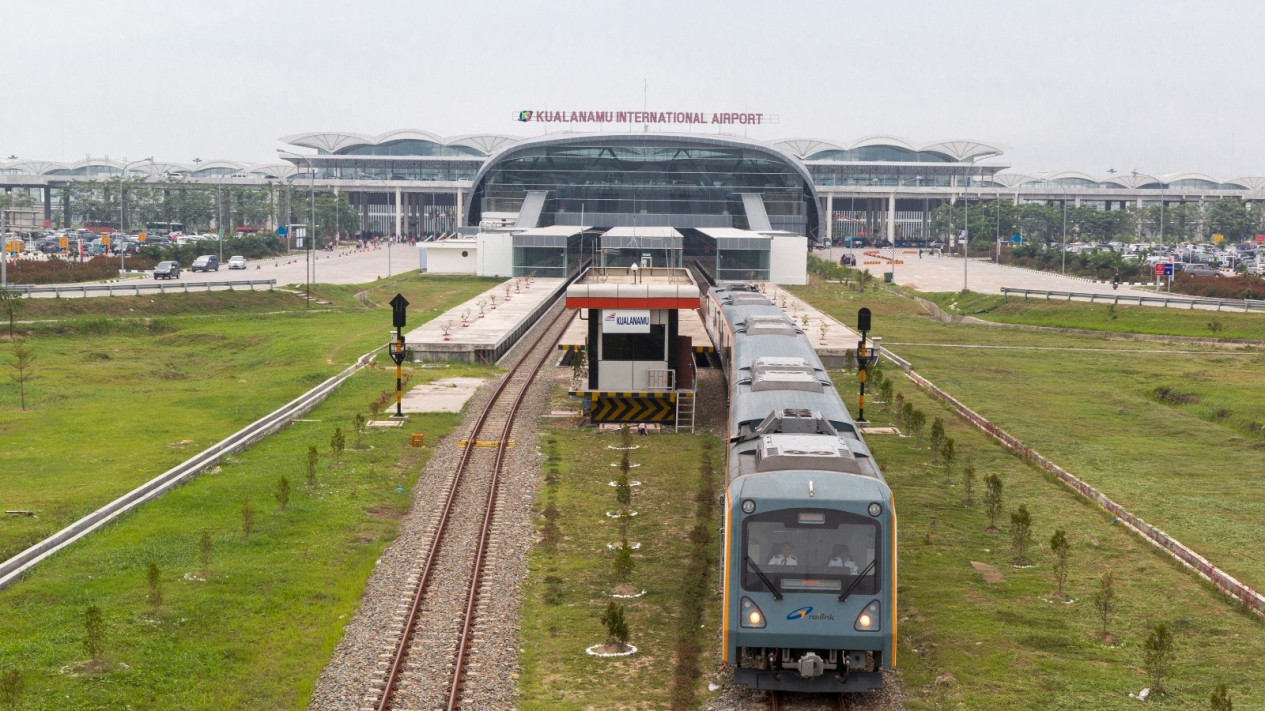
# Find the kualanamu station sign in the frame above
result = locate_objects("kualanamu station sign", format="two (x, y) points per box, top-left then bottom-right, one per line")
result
(518, 110), (767, 126)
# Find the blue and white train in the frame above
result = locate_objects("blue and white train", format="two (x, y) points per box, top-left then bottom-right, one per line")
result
(704, 284), (896, 693)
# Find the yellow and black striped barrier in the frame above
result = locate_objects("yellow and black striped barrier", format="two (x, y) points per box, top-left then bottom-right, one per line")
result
(571, 390), (678, 423)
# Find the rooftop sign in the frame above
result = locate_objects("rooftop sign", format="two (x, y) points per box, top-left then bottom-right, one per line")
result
(517, 110), (771, 126)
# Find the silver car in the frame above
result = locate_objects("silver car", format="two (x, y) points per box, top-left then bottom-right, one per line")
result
(227, 255), (247, 270)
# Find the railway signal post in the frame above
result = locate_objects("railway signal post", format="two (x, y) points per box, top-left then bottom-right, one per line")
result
(856, 307), (872, 422)
(389, 293), (409, 419)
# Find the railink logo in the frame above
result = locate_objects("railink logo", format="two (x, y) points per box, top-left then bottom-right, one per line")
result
(787, 606), (835, 621)
(518, 110), (533, 122)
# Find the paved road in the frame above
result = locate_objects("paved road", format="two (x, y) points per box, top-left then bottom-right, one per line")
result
(823, 245), (1156, 297)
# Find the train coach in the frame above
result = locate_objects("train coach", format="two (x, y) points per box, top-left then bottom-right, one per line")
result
(704, 284), (896, 693)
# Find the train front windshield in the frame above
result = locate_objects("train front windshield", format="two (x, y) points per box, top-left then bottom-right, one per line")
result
(742, 509), (879, 595)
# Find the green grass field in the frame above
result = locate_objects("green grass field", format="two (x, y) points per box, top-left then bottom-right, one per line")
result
(0, 274), (501, 709)
(0, 276), (499, 560)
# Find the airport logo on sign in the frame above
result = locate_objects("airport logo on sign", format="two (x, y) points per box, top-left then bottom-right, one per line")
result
(517, 110), (533, 122)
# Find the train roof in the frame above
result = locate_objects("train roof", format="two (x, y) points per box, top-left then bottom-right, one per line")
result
(729, 408), (882, 482)
(730, 467), (891, 504)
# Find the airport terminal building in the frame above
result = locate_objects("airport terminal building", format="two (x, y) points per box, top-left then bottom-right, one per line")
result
(3, 124), (1263, 282)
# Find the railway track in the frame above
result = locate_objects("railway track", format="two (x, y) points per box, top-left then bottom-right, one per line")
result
(767, 690), (851, 711)
(372, 304), (575, 711)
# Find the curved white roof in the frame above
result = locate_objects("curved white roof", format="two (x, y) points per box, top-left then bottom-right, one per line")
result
(279, 129), (524, 156)
(772, 135), (1007, 162)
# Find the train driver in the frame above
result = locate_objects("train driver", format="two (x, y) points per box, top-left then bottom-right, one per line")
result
(827, 545), (860, 574)
(767, 542), (798, 566)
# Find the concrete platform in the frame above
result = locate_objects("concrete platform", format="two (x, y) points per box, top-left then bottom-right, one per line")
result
(399, 377), (487, 413)
(403, 277), (566, 363)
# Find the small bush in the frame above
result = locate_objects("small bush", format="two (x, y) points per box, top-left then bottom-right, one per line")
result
(613, 539), (635, 581)
(146, 561), (162, 612)
(352, 413), (366, 448)
(601, 601), (629, 646)
(306, 445), (319, 486)
(241, 499), (256, 538)
(1210, 683), (1233, 711)
(275, 475), (291, 509)
(878, 378), (893, 405)
(907, 409), (926, 438)
(930, 418), (946, 460)
(615, 474), (632, 508)
(940, 437), (956, 484)
(962, 458), (976, 505)
(84, 605), (105, 662)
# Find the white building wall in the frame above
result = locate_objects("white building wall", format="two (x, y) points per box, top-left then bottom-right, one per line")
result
(476, 233), (513, 277)
(424, 241), (478, 274)
(769, 235), (808, 285)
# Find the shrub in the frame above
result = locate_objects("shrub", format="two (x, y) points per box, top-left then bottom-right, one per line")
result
(906, 409), (926, 438)
(613, 540), (634, 581)
(146, 561), (162, 612)
(878, 378), (893, 405)
(306, 445), (319, 486)
(1143, 622), (1176, 694)
(353, 413), (366, 448)
(601, 601), (629, 646)
(940, 437), (956, 484)
(892, 394), (905, 426)
(930, 418), (945, 460)
(275, 475), (291, 509)
(1050, 529), (1070, 596)
(241, 499), (256, 538)
(984, 474), (1003, 532)
(1010, 504), (1032, 565)
(615, 474), (632, 508)
(84, 605), (105, 662)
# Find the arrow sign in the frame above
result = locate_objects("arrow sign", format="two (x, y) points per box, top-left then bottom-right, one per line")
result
(390, 293), (409, 328)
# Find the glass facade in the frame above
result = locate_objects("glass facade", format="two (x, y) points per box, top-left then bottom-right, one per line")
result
(805, 146), (957, 162)
(469, 137), (819, 239)
(332, 140), (485, 157)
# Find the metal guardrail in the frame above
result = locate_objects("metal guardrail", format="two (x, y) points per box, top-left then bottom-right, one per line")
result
(10, 279), (276, 298)
(0, 343), (385, 591)
(1001, 287), (1265, 313)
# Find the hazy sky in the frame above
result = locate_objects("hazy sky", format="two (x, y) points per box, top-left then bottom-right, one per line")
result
(5, 0), (1263, 177)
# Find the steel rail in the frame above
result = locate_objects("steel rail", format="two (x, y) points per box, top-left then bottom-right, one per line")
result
(377, 305), (574, 711)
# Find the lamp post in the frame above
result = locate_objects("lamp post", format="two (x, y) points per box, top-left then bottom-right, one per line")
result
(119, 157), (153, 274)
(278, 150), (317, 307)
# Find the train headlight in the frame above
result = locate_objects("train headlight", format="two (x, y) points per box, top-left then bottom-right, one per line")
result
(740, 597), (766, 628)
(868, 502), (882, 517)
(741, 499), (756, 514)
(854, 600), (881, 631)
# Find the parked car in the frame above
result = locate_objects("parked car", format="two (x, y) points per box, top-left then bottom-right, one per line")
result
(154, 261), (181, 279)
(1181, 263), (1220, 277)
(227, 255), (247, 270)
(191, 255), (219, 272)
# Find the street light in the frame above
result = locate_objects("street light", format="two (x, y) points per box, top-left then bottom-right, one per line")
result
(278, 149), (317, 308)
(118, 157), (153, 273)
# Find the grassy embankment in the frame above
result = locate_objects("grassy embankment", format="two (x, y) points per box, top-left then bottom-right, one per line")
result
(517, 425), (724, 710)
(789, 279), (1265, 708)
(0, 275), (500, 709)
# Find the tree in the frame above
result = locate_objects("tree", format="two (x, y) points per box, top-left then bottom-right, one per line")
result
(0, 286), (24, 339)
(1050, 529), (1070, 596)
(84, 605), (105, 662)
(8, 339), (37, 410)
(306, 444), (319, 486)
(929, 418), (946, 461)
(906, 409), (926, 439)
(613, 539), (634, 581)
(353, 413), (366, 448)
(962, 458), (976, 505)
(0, 667), (23, 711)
(601, 601), (630, 648)
(330, 427), (345, 459)
(940, 437), (956, 484)
(892, 393), (905, 427)
(1010, 504), (1032, 565)
(984, 474), (1003, 532)
(146, 561), (163, 612)
(1093, 571), (1116, 639)
(878, 378), (893, 406)
(1143, 622), (1176, 694)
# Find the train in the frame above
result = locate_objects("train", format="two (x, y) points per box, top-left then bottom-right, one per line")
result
(703, 283), (896, 693)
